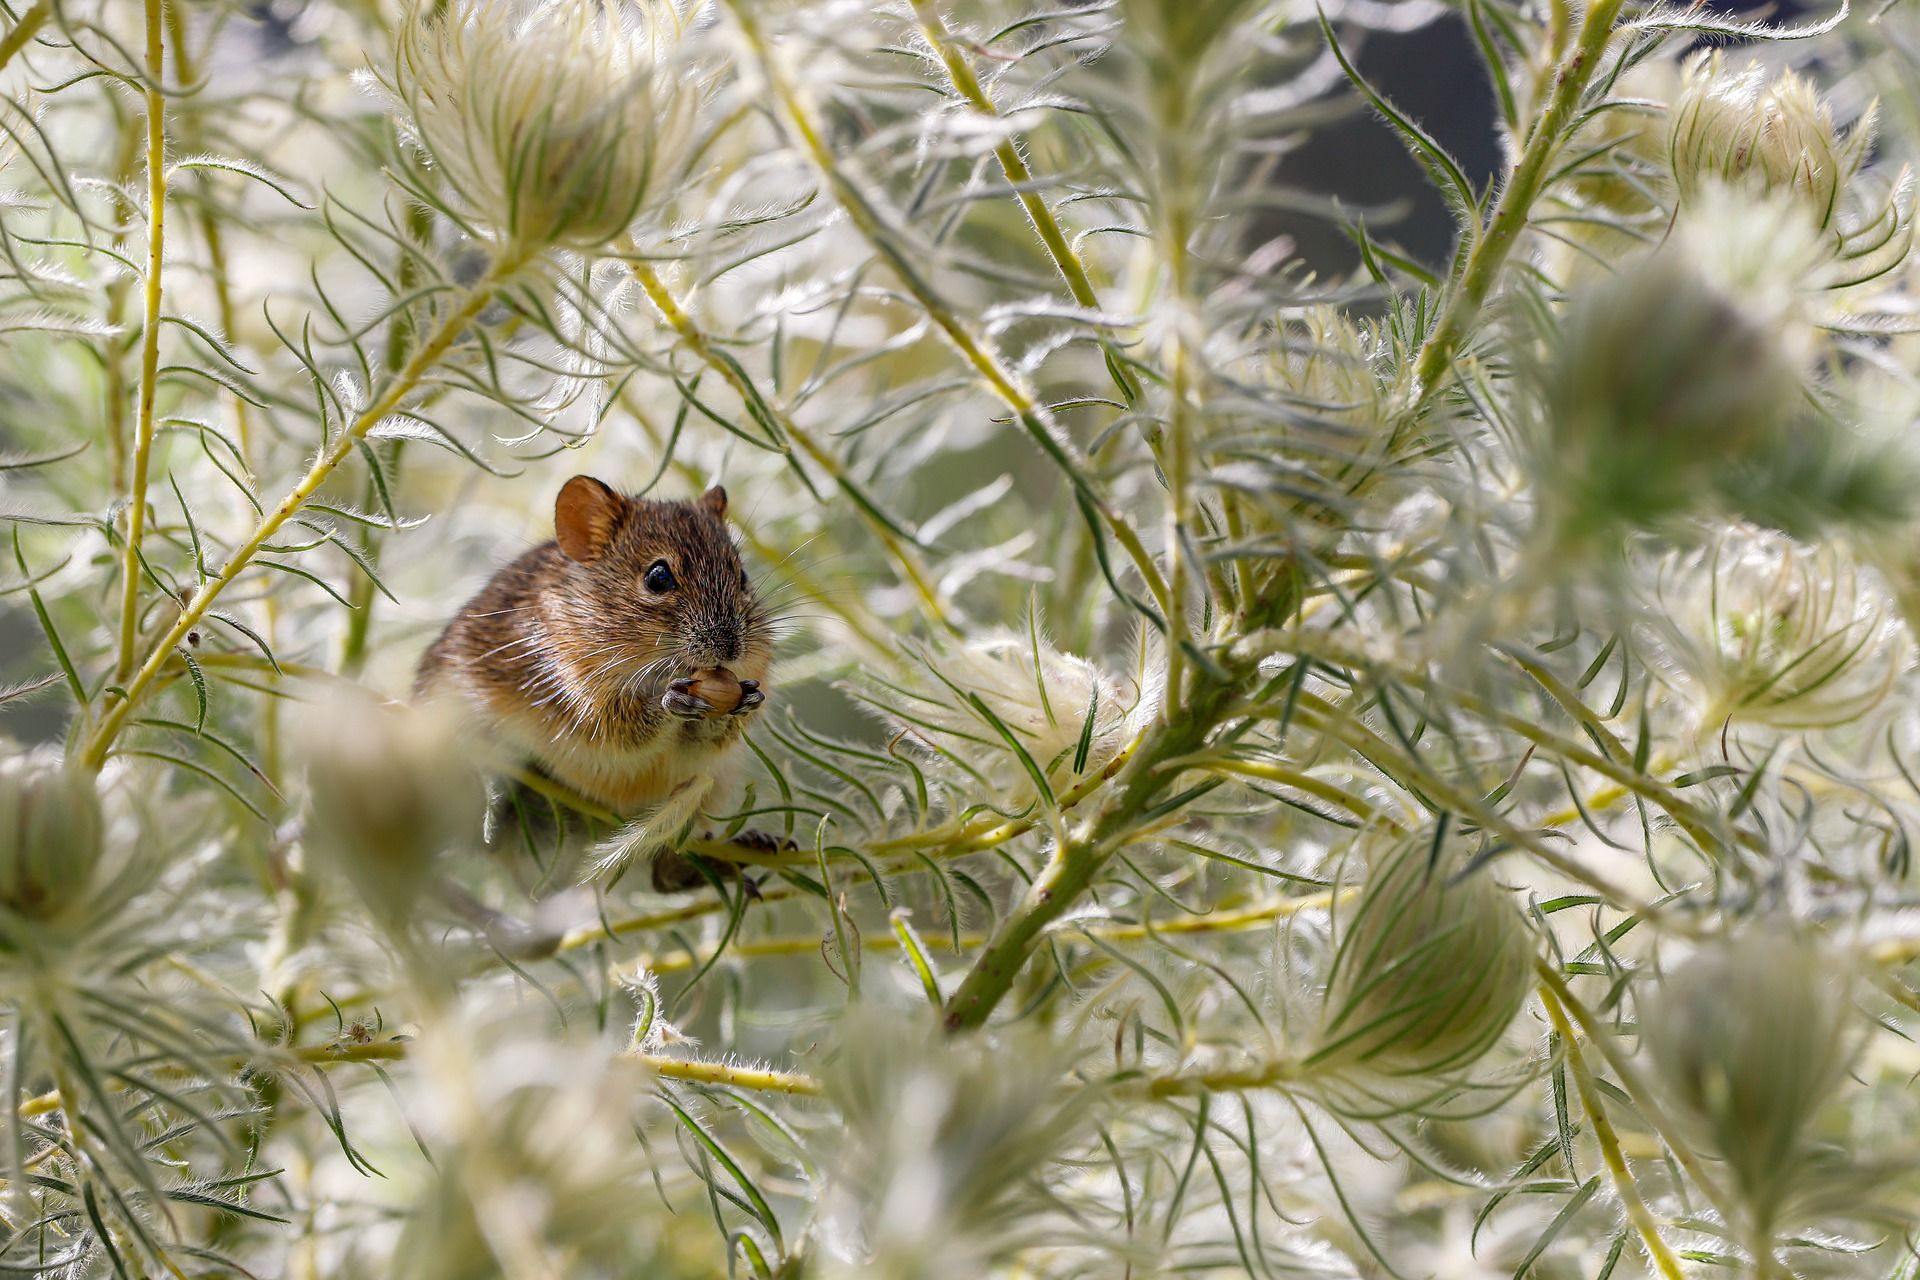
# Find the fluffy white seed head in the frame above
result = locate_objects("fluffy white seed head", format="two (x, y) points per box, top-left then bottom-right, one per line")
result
(1643, 529), (1912, 731)
(1304, 831), (1534, 1108)
(1669, 54), (1864, 231)
(300, 695), (485, 931)
(866, 631), (1136, 809)
(1526, 254), (1807, 539)
(0, 748), (105, 933)
(386, 0), (705, 256)
(1640, 928), (1859, 1241)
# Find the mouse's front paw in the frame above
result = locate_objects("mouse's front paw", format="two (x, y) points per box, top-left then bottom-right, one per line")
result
(663, 678), (715, 721)
(729, 679), (765, 716)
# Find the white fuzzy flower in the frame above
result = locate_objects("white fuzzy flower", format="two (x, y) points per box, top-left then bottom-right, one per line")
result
(383, 0), (707, 256)
(863, 632), (1137, 810)
(1306, 830), (1533, 1104)
(1644, 529), (1912, 730)
(1669, 54), (1866, 231)
(0, 748), (105, 934)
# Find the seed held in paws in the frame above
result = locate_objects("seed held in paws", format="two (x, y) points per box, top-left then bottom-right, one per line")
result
(667, 667), (763, 720)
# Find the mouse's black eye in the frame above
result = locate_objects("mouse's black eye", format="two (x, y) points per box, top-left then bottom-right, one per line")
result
(644, 560), (677, 593)
(739, 568), (751, 591)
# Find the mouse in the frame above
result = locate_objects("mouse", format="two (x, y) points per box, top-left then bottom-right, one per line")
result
(416, 475), (776, 890)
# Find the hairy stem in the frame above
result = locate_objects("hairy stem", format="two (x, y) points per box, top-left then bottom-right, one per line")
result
(82, 258), (522, 769)
(723, 0), (1173, 622)
(1408, 0), (1626, 397)
(1535, 960), (1739, 1225)
(629, 259), (960, 634)
(1540, 983), (1688, 1280)
(339, 200), (433, 676)
(636, 1053), (821, 1096)
(113, 0), (169, 682)
(907, 0), (1142, 408)
(165, 0), (285, 782)
(0, 0), (48, 73)
(942, 584), (1293, 1029)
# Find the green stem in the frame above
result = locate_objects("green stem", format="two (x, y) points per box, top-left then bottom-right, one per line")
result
(81, 258), (522, 769)
(0, 0), (48, 73)
(723, 0), (1172, 621)
(113, 0), (168, 682)
(908, 0), (1142, 409)
(629, 260), (960, 634)
(339, 201), (433, 675)
(941, 585), (1294, 1031)
(1535, 960), (1740, 1226)
(1408, 0), (1626, 397)
(1540, 982), (1688, 1280)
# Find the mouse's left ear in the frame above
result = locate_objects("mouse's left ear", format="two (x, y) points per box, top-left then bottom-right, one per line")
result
(699, 485), (728, 520)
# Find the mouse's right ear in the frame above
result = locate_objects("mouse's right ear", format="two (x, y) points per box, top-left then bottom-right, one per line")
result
(555, 475), (628, 563)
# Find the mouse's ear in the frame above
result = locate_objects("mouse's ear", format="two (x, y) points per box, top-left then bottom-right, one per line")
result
(555, 476), (628, 562)
(698, 485), (728, 520)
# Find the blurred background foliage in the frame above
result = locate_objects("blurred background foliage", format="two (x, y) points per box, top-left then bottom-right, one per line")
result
(4, 0), (1920, 1276)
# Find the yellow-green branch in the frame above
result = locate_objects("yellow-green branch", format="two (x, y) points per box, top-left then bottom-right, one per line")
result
(907, 0), (1142, 407)
(0, 0), (48, 73)
(114, 0), (169, 682)
(1408, 0), (1627, 397)
(636, 1052), (821, 1097)
(722, 0), (1172, 622)
(82, 258), (524, 768)
(629, 260), (959, 633)
(1540, 982), (1688, 1280)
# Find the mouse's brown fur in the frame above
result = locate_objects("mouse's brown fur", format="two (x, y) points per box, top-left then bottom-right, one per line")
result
(417, 476), (773, 877)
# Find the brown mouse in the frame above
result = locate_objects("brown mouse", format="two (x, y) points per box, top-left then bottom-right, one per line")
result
(416, 476), (774, 886)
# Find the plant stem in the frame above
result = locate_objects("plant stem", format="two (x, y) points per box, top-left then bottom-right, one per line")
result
(629, 259), (960, 633)
(1408, 0), (1625, 397)
(1535, 959), (1739, 1225)
(625, 889), (1344, 974)
(636, 1053), (821, 1096)
(723, 0), (1173, 621)
(165, 0), (285, 783)
(941, 583), (1292, 1029)
(81, 259), (520, 769)
(907, 0), (1142, 407)
(113, 0), (168, 682)
(0, 0), (48, 73)
(339, 200), (433, 676)
(1540, 982), (1688, 1280)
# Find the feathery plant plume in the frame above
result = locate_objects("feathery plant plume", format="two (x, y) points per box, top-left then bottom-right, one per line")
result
(1643, 529), (1913, 731)
(299, 695), (486, 937)
(381, 0), (707, 258)
(0, 748), (105, 929)
(1209, 305), (1402, 550)
(386, 1016), (670, 1278)
(7, 0), (1920, 1273)
(1639, 928), (1866, 1268)
(1300, 830), (1534, 1113)
(859, 631), (1142, 816)
(1669, 54), (1867, 231)
(1520, 253), (1812, 543)
(815, 1009), (1105, 1279)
